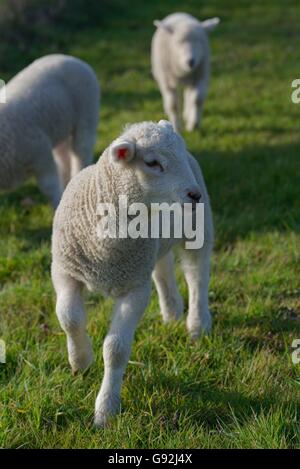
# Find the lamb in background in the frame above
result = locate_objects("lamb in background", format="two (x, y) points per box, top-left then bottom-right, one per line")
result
(151, 13), (220, 132)
(51, 120), (214, 427)
(0, 54), (100, 208)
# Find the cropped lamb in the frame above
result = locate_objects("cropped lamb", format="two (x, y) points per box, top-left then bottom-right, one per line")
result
(151, 13), (220, 132)
(51, 120), (214, 427)
(0, 54), (100, 208)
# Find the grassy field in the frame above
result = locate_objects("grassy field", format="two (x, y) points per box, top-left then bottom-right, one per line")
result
(0, 0), (300, 449)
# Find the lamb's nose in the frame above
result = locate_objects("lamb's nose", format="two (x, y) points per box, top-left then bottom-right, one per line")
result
(188, 190), (201, 203)
(188, 58), (195, 68)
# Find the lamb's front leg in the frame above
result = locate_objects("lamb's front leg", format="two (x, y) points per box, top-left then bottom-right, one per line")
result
(52, 265), (94, 373)
(183, 83), (207, 132)
(160, 84), (180, 133)
(180, 240), (212, 339)
(152, 251), (183, 323)
(94, 283), (151, 427)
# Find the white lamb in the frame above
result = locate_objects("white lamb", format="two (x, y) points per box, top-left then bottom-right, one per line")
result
(51, 120), (213, 427)
(0, 54), (100, 208)
(151, 13), (220, 132)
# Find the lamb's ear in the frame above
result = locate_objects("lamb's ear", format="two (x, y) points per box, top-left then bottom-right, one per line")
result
(153, 20), (173, 34)
(158, 119), (174, 132)
(201, 17), (220, 33)
(110, 140), (135, 163)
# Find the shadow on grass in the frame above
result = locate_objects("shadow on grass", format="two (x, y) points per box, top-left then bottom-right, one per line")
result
(140, 372), (299, 444)
(0, 184), (52, 248)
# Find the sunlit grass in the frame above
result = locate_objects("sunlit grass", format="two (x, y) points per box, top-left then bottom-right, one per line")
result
(0, 0), (300, 448)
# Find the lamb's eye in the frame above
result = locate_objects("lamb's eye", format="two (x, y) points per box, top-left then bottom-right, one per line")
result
(145, 160), (164, 172)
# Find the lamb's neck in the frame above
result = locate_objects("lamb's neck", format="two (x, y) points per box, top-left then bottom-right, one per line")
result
(96, 151), (143, 207)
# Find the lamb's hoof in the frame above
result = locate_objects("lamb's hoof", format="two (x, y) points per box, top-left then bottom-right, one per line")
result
(187, 313), (212, 340)
(94, 411), (111, 428)
(161, 294), (184, 323)
(71, 365), (91, 377)
(162, 309), (183, 323)
(94, 394), (120, 428)
(185, 121), (199, 132)
(71, 355), (93, 376)
(70, 344), (94, 376)
(171, 121), (181, 134)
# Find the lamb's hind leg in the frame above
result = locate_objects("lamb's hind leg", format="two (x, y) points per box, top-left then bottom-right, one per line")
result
(52, 264), (94, 374)
(70, 120), (98, 178)
(34, 139), (62, 208)
(152, 251), (183, 323)
(94, 283), (151, 427)
(53, 137), (72, 190)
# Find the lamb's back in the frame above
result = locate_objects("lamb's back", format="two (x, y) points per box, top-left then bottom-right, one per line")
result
(5, 54), (99, 146)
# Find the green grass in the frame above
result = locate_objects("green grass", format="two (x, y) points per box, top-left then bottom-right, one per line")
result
(0, 0), (300, 449)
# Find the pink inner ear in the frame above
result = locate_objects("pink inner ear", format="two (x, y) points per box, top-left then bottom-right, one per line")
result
(117, 147), (128, 159)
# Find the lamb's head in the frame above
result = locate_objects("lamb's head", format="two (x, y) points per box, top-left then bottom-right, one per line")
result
(154, 16), (220, 75)
(106, 120), (201, 207)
